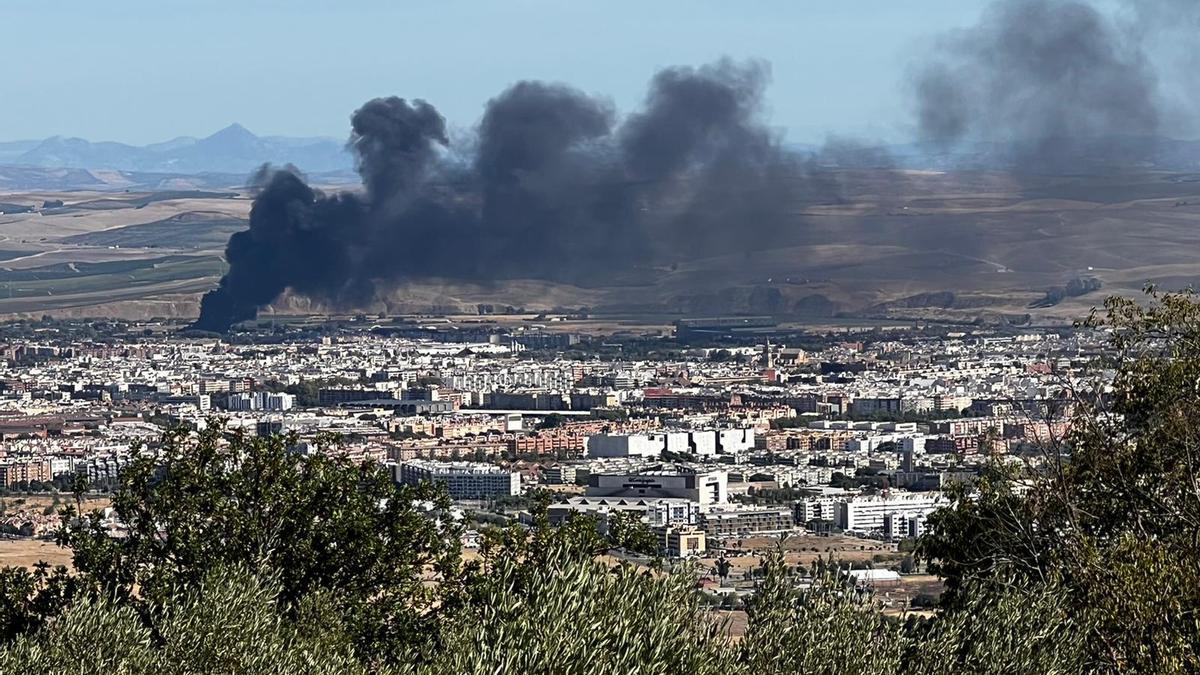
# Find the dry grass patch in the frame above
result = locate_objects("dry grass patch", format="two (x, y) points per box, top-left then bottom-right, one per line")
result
(0, 539), (72, 569)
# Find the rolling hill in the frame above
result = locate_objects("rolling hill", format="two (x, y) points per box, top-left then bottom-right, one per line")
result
(0, 170), (1197, 324)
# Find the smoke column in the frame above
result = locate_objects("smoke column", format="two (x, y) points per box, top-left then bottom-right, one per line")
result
(194, 5), (1200, 332)
(194, 59), (808, 331)
(913, 0), (1163, 173)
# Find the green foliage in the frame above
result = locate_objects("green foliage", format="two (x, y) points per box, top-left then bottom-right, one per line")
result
(280, 377), (356, 407)
(152, 567), (363, 674)
(588, 407), (629, 423)
(0, 520), (1097, 675)
(919, 289), (1200, 672)
(605, 510), (660, 556)
(53, 421), (463, 665)
(0, 567), (364, 675)
(768, 416), (806, 430)
(425, 546), (731, 674)
(905, 580), (1086, 674)
(739, 551), (903, 675)
(0, 563), (85, 640)
(0, 593), (155, 675)
(708, 349), (732, 362)
(917, 463), (1058, 606)
(736, 485), (813, 505)
(714, 556), (732, 582)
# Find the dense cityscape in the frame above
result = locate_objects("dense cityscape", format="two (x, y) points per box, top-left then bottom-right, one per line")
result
(0, 314), (1094, 597)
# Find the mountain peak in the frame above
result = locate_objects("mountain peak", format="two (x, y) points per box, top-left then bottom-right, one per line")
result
(207, 123), (258, 142)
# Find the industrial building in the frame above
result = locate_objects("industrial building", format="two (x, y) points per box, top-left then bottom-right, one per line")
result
(674, 316), (778, 342)
(544, 496), (700, 528)
(586, 466), (728, 507)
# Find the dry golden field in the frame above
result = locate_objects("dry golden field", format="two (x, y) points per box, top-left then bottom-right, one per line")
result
(0, 539), (73, 569)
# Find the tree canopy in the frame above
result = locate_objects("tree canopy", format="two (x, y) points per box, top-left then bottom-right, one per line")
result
(48, 424), (462, 666)
(919, 289), (1200, 670)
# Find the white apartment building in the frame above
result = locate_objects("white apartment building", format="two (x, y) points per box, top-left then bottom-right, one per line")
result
(796, 491), (944, 535)
(542, 464), (578, 484)
(444, 366), (575, 392)
(764, 465), (835, 488)
(587, 432), (672, 458)
(796, 495), (842, 523)
(837, 491), (944, 534)
(586, 429), (755, 458)
(883, 511), (931, 539)
(226, 391), (295, 412)
(260, 392), (295, 411)
(394, 460), (520, 500)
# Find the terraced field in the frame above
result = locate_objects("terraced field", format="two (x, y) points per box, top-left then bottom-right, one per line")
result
(0, 190), (247, 318)
(59, 212), (247, 249)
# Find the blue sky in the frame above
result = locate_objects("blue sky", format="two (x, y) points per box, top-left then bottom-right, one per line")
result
(0, 1), (990, 144)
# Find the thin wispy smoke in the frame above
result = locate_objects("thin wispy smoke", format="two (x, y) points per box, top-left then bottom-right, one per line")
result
(914, 0), (1162, 173)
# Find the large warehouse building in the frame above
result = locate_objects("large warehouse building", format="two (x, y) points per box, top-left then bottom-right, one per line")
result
(585, 465), (728, 507)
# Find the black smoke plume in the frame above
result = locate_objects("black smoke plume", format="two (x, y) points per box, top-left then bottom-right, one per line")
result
(194, 59), (813, 331)
(913, 0), (1163, 173)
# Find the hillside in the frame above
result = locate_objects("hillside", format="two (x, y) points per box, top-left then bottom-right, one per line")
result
(0, 169), (1198, 323)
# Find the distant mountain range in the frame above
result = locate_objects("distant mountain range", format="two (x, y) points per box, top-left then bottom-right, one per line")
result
(6, 125), (1200, 182)
(0, 124), (353, 174)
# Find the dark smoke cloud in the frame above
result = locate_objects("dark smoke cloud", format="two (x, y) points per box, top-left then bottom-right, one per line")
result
(914, 0), (1162, 173)
(194, 59), (814, 331)
(350, 97), (447, 200)
(199, 167), (370, 329)
(472, 80), (627, 279)
(621, 60), (770, 181)
(622, 61), (796, 259)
